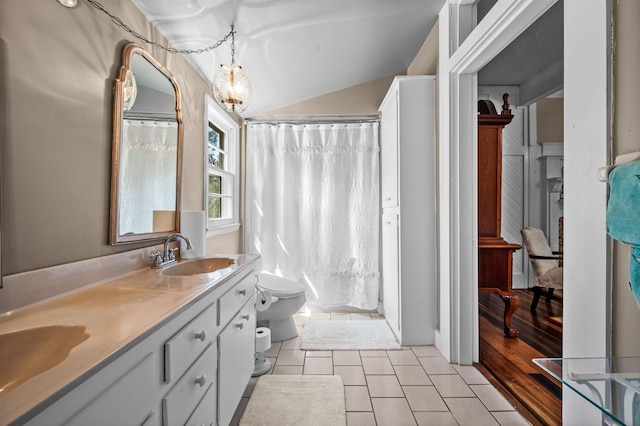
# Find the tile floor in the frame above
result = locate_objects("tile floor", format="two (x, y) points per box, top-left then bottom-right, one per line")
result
(231, 311), (531, 426)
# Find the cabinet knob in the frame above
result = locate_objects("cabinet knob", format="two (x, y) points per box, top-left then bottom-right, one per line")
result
(194, 374), (207, 387)
(236, 322), (244, 330)
(238, 289), (247, 296)
(194, 330), (207, 342)
(241, 314), (250, 321)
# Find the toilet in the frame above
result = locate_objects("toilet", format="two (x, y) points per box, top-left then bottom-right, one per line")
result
(256, 272), (306, 342)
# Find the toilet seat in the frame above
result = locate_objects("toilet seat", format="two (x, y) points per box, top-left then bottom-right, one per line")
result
(258, 273), (305, 299)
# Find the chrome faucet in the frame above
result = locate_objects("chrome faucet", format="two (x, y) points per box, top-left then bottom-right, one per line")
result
(149, 233), (193, 269)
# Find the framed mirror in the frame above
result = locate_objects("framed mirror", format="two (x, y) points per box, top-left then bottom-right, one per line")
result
(110, 44), (183, 245)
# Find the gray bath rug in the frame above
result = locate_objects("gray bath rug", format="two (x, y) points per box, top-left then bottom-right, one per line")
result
(239, 375), (346, 426)
(301, 319), (401, 350)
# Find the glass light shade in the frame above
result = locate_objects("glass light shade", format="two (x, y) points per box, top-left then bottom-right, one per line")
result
(122, 70), (138, 112)
(213, 64), (252, 112)
(57, 0), (78, 7)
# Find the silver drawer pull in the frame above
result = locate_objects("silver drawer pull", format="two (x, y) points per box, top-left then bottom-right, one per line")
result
(241, 314), (250, 321)
(194, 374), (207, 387)
(194, 330), (207, 342)
(238, 289), (247, 296)
(236, 322), (244, 329)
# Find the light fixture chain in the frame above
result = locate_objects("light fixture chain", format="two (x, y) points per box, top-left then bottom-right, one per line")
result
(84, 0), (234, 55)
(230, 25), (236, 65)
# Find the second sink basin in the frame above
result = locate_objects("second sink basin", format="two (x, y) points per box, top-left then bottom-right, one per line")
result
(162, 257), (236, 276)
(0, 325), (89, 396)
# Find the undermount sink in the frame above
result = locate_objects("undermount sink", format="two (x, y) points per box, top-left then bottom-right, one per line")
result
(0, 325), (89, 396)
(162, 257), (236, 276)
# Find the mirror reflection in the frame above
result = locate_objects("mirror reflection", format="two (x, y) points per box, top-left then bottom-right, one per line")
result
(110, 44), (183, 245)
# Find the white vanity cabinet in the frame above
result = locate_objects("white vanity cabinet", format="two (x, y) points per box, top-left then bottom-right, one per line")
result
(217, 295), (256, 426)
(24, 262), (259, 426)
(379, 76), (437, 346)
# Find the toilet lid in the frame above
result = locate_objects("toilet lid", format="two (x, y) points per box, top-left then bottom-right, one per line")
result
(258, 273), (305, 298)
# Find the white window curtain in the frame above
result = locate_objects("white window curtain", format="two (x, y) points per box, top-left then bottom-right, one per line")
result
(246, 121), (380, 310)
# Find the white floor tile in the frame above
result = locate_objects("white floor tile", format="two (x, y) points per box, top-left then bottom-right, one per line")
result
(334, 365), (367, 385)
(471, 384), (516, 411)
(371, 398), (417, 426)
(254, 310), (533, 426)
(303, 357), (333, 374)
(345, 385), (373, 411)
(366, 375), (404, 397)
(430, 374), (476, 397)
(403, 385), (449, 411)
(444, 397), (500, 426)
(454, 364), (491, 385)
(394, 365), (432, 386)
(362, 357), (395, 374)
(334, 350), (362, 366)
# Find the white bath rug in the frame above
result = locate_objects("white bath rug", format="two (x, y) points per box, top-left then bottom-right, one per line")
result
(301, 320), (401, 350)
(239, 375), (346, 426)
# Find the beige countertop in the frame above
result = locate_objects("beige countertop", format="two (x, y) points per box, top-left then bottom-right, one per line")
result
(0, 253), (260, 425)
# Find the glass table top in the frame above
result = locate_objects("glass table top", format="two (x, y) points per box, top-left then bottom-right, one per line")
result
(534, 357), (640, 425)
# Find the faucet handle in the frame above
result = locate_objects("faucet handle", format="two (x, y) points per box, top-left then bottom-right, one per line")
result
(167, 248), (178, 261)
(149, 251), (163, 268)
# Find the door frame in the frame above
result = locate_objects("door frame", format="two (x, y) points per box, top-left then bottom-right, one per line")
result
(437, 0), (560, 364)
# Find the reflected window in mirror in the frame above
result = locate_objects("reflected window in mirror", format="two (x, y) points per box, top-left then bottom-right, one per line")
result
(110, 44), (183, 244)
(204, 94), (240, 235)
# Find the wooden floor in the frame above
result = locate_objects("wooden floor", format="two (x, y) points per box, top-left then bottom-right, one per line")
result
(478, 289), (563, 426)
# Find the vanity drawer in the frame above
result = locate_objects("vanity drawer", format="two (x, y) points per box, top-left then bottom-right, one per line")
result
(164, 302), (216, 383)
(162, 342), (217, 426)
(218, 271), (256, 326)
(185, 379), (216, 426)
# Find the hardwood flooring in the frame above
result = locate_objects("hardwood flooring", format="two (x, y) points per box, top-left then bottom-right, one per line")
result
(478, 289), (563, 426)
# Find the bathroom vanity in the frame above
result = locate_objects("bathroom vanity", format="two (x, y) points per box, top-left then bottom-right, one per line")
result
(0, 254), (260, 426)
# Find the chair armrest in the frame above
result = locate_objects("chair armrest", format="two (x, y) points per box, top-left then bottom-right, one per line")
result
(529, 254), (562, 260)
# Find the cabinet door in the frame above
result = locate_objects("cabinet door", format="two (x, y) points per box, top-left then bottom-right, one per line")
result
(381, 91), (399, 208)
(62, 353), (155, 426)
(382, 211), (400, 340)
(218, 297), (256, 426)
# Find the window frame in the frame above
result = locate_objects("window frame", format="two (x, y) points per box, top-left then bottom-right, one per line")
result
(203, 94), (240, 236)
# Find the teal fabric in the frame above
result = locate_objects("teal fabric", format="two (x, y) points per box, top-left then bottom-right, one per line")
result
(606, 160), (640, 303)
(631, 246), (640, 303)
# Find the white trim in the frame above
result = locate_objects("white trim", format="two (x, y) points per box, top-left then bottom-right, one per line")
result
(206, 222), (241, 237)
(562, 1), (611, 423)
(204, 94), (240, 236)
(441, 0), (559, 364)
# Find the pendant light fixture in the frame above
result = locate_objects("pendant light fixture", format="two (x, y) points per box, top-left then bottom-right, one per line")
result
(213, 25), (252, 113)
(57, 1), (252, 113)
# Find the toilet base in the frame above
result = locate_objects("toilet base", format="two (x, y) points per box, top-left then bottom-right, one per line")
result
(266, 316), (298, 342)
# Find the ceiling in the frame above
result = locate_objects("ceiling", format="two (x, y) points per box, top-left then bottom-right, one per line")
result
(131, 0), (446, 117)
(131, 0), (562, 117)
(478, 0), (563, 104)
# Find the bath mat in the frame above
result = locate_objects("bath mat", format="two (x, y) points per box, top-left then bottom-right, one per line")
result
(239, 375), (346, 426)
(301, 320), (401, 350)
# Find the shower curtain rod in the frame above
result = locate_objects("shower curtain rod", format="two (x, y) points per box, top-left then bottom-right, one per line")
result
(245, 116), (380, 125)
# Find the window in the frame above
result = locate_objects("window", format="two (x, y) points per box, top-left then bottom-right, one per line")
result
(204, 94), (240, 235)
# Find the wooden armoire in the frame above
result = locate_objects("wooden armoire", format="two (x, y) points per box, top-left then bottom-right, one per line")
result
(477, 94), (522, 337)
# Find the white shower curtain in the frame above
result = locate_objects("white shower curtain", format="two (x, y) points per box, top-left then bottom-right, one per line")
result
(246, 121), (380, 310)
(120, 119), (178, 234)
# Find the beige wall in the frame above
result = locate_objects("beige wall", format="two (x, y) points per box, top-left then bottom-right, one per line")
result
(407, 21), (439, 76)
(536, 98), (563, 143)
(261, 74), (397, 117)
(612, 0), (640, 356)
(0, 0), (240, 275)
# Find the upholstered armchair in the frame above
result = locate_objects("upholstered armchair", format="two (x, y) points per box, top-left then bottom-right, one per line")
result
(521, 227), (563, 313)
